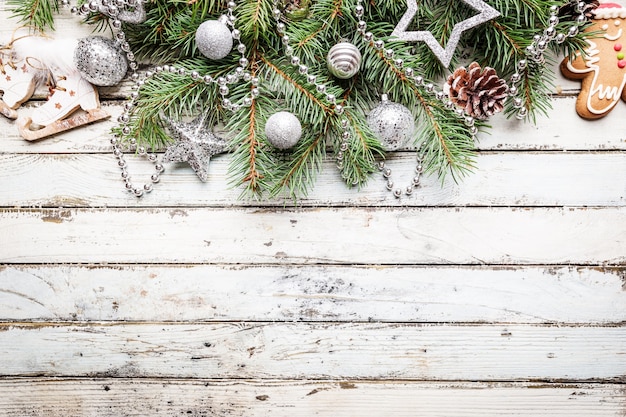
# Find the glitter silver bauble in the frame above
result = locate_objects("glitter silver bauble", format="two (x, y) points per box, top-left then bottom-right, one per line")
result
(367, 100), (416, 151)
(327, 42), (362, 79)
(74, 36), (128, 86)
(195, 20), (233, 60)
(265, 111), (302, 150)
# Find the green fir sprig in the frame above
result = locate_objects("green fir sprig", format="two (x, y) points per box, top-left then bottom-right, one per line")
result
(8, 0), (590, 199)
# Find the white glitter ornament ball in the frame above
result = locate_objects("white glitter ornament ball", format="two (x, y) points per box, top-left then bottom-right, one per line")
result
(74, 36), (128, 86)
(265, 111), (303, 150)
(327, 42), (362, 79)
(367, 100), (416, 151)
(195, 20), (233, 60)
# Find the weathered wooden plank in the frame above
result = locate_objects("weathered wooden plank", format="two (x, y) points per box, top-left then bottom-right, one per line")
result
(1, 379), (624, 417)
(0, 152), (624, 208)
(1, 265), (624, 324)
(1, 207), (624, 264)
(0, 323), (624, 380)
(2, 99), (626, 153)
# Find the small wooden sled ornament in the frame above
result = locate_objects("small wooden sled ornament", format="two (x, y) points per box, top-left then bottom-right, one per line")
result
(19, 108), (110, 141)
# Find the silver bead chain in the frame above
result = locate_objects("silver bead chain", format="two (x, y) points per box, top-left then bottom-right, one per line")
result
(507, 1), (589, 119)
(353, 0), (477, 198)
(65, 0), (257, 197)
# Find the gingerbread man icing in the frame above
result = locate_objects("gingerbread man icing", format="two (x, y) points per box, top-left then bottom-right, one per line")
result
(561, 2), (626, 119)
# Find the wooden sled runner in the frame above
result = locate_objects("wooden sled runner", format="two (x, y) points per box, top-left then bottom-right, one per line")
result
(18, 108), (110, 141)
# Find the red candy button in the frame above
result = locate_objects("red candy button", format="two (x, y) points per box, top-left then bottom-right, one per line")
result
(618, 60), (626, 68)
(616, 44), (623, 51)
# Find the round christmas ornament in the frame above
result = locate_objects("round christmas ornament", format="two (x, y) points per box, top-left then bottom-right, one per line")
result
(195, 20), (233, 60)
(74, 36), (128, 86)
(265, 111), (302, 150)
(327, 42), (362, 79)
(367, 98), (416, 151)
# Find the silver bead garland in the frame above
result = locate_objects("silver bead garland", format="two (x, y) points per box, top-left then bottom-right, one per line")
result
(506, 0), (589, 119)
(65, 0), (257, 197)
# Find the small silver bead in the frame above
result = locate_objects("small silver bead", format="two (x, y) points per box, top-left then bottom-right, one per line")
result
(414, 75), (424, 86)
(204, 75), (214, 84)
(316, 84), (326, 93)
(377, 161), (385, 170)
(568, 26), (579, 37)
(405, 186), (413, 196)
(191, 71), (200, 80)
(383, 168), (392, 178)
(134, 188), (144, 197)
(334, 104), (344, 115)
(355, 5), (364, 16)
(307, 74), (317, 84)
(374, 40), (384, 50)
(393, 189), (402, 198)
(386, 180), (394, 191)
(150, 173), (160, 183)
(405, 67), (414, 77)
(364, 32), (373, 42)
(155, 164), (164, 173)
(148, 154), (158, 163)
(412, 176), (421, 186)
(326, 93), (336, 104)
(143, 183), (153, 193)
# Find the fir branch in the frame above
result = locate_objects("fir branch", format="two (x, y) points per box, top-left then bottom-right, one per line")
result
(7, 0), (59, 32)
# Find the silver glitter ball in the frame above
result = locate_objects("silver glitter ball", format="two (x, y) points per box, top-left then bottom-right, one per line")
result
(195, 20), (233, 60)
(265, 111), (302, 150)
(367, 101), (416, 151)
(327, 42), (362, 79)
(74, 36), (128, 86)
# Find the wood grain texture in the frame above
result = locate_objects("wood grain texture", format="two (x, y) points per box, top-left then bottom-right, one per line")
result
(1, 379), (625, 417)
(1, 265), (624, 323)
(1, 323), (624, 380)
(1, 207), (624, 264)
(0, 152), (624, 208)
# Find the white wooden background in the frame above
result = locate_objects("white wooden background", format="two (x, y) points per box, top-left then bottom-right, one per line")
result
(1, 2), (625, 416)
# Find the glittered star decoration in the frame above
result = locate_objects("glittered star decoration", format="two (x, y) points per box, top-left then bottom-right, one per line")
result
(391, 0), (500, 67)
(162, 115), (228, 182)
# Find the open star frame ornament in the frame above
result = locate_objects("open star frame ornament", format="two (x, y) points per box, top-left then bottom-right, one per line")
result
(391, 0), (501, 67)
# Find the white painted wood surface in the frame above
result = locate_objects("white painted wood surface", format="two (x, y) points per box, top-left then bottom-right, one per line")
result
(1, 1), (625, 416)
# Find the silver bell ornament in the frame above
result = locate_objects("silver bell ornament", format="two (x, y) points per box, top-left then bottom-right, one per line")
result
(195, 20), (233, 60)
(265, 111), (303, 150)
(74, 36), (128, 86)
(327, 42), (362, 79)
(367, 97), (416, 151)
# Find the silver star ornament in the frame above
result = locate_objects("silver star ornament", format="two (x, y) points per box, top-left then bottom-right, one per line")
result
(391, 0), (500, 67)
(162, 115), (228, 182)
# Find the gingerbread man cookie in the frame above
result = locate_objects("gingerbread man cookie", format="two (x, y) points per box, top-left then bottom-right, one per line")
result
(561, 3), (626, 119)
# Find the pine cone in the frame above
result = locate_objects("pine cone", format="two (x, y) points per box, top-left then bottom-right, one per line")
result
(446, 62), (508, 120)
(558, 0), (599, 21)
